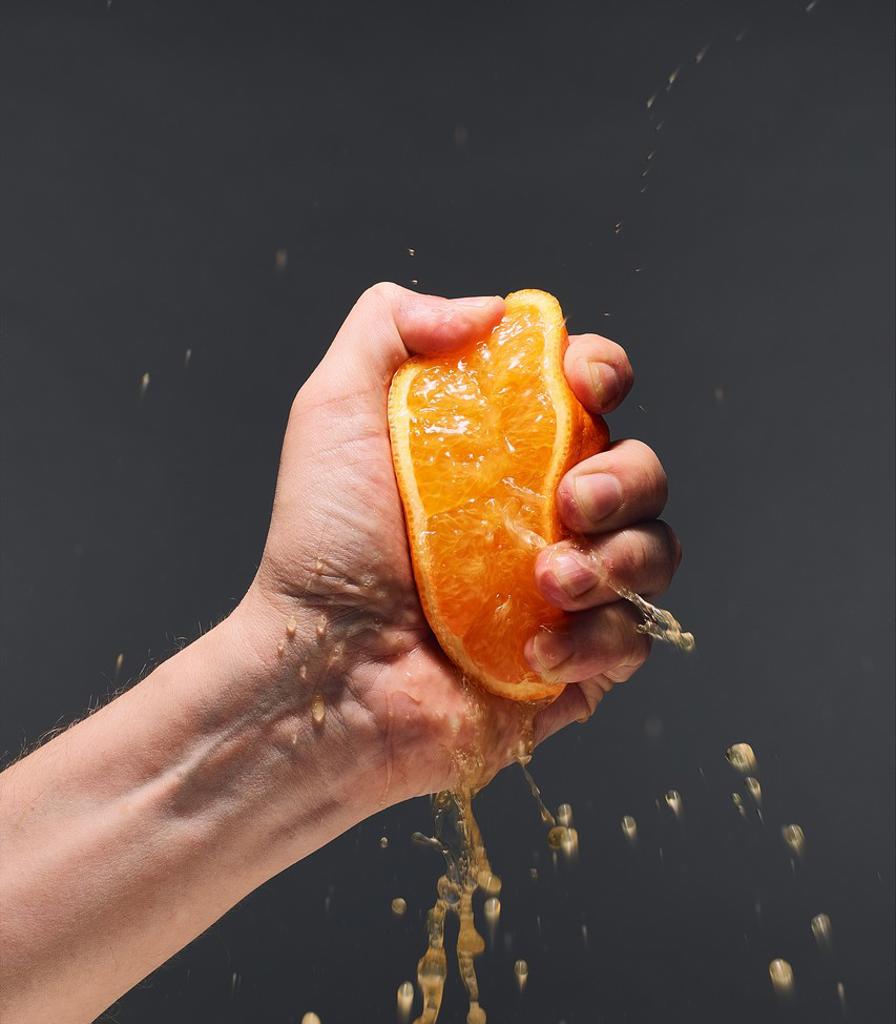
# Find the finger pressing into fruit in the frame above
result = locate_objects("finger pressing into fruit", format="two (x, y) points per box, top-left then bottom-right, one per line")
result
(564, 333), (634, 414)
(523, 600), (651, 685)
(534, 522), (681, 611)
(556, 438), (668, 535)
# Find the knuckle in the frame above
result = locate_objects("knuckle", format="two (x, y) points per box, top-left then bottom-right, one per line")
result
(610, 603), (650, 668)
(556, 477), (588, 531)
(604, 527), (649, 583)
(359, 281), (400, 311)
(659, 521), (682, 570)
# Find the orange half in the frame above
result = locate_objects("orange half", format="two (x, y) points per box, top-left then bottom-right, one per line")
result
(388, 289), (608, 701)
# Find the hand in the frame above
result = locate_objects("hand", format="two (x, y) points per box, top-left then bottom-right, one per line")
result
(241, 283), (680, 804)
(0, 284), (680, 1024)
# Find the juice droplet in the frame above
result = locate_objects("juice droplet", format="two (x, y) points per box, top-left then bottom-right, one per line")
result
(612, 585), (694, 651)
(744, 777), (762, 806)
(286, 617), (297, 638)
(726, 743), (757, 774)
(836, 981), (846, 1008)
(397, 981), (414, 1021)
(529, 867), (539, 880)
(664, 790), (683, 818)
(392, 897), (408, 917)
(621, 815), (638, 841)
(276, 641), (284, 656)
(483, 897), (501, 922)
(556, 803), (573, 827)
(301, 1014), (321, 1024)
(114, 652), (124, 676)
(731, 793), (747, 818)
(811, 913), (832, 949)
(547, 825), (566, 849)
(184, 347), (192, 367)
(476, 870), (501, 895)
(769, 959), (794, 998)
(139, 372), (151, 398)
(513, 959), (528, 992)
(274, 248), (288, 271)
(379, 836), (389, 849)
(311, 694), (326, 725)
(781, 824), (805, 858)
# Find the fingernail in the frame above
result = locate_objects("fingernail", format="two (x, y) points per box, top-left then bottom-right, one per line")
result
(549, 551), (595, 598)
(573, 472), (623, 523)
(452, 295), (502, 308)
(525, 628), (572, 673)
(588, 361), (621, 405)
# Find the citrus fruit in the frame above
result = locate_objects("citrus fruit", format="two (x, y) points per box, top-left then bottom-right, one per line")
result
(388, 289), (609, 701)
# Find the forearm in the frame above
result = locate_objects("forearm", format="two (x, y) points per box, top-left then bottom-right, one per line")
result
(0, 592), (382, 1024)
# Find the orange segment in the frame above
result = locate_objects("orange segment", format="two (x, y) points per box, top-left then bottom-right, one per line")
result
(388, 290), (609, 701)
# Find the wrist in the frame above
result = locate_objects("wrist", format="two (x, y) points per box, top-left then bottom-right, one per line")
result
(207, 584), (389, 871)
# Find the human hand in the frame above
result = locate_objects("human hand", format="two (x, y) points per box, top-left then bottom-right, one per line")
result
(240, 283), (679, 807)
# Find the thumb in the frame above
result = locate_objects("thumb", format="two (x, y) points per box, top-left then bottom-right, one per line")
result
(305, 283), (505, 412)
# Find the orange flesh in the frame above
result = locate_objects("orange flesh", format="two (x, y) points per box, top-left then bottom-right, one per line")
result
(389, 290), (608, 701)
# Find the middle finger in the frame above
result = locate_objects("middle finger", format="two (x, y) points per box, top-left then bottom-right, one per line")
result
(556, 437), (668, 534)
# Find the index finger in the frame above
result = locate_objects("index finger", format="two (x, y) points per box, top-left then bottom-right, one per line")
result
(564, 333), (634, 415)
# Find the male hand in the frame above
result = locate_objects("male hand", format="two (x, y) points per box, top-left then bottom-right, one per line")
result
(244, 283), (680, 803)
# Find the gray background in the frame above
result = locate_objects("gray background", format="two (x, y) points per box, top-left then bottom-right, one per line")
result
(1, 1), (893, 1022)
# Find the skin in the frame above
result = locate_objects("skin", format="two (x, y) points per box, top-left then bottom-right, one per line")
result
(0, 284), (679, 1024)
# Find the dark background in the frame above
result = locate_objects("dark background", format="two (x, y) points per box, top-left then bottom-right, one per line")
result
(1, 0), (893, 1022)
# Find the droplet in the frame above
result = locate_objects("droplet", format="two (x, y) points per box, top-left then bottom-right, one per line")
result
(311, 694), (326, 725)
(276, 641), (284, 656)
(621, 815), (638, 842)
(695, 42), (711, 64)
(836, 981), (846, 1008)
(726, 743), (757, 774)
(559, 827), (579, 859)
(114, 652), (124, 676)
(556, 803), (573, 827)
(731, 793), (747, 818)
(811, 913), (832, 949)
(745, 777), (762, 805)
(453, 123), (468, 148)
(407, 247), (416, 257)
(664, 790), (683, 818)
(646, 93), (657, 109)
(184, 347), (192, 368)
(139, 372), (151, 398)
(547, 825), (567, 849)
(484, 896), (501, 923)
(769, 959), (794, 998)
(391, 897), (407, 917)
(781, 824), (805, 858)
(396, 981), (414, 1021)
(286, 617), (297, 638)
(379, 836), (389, 849)
(529, 867), (539, 880)
(514, 959), (528, 991)
(477, 869), (501, 895)
(301, 1014), (321, 1024)
(274, 248), (288, 272)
